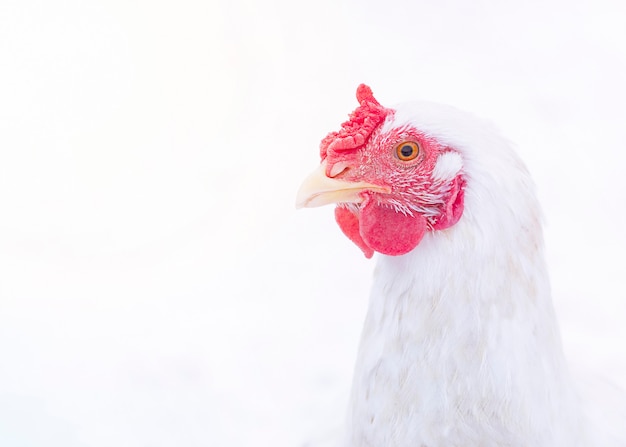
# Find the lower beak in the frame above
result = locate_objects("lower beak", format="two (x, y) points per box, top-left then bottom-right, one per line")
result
(296, 160), (389, 208)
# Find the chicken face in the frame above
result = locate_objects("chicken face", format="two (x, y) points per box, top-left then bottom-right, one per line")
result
(296, 85), (465, 258)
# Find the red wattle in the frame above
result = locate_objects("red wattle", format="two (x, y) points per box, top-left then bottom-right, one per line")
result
(335, 207), (375, 259)
(334, 175), (464, 258)
(359, 199), (427, 257)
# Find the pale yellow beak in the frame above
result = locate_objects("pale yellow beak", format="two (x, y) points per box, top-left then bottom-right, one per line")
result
(296, 160), (390, 208)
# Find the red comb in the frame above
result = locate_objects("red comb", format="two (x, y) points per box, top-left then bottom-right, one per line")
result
(320, 84), (390, 159)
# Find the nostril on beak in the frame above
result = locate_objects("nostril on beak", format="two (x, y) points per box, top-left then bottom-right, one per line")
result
(328, 161), (351, 178)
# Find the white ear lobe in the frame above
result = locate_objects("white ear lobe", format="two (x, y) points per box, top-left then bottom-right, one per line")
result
(431, 151), (463, 182)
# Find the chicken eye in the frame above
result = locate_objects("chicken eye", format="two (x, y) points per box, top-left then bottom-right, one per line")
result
(396, 141), (420, 161)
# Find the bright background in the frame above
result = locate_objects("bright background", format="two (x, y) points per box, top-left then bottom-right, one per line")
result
(1, 0), (625, 445)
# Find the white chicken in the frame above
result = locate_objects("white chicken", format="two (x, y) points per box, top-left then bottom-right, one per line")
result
(296, 85), (625, 446)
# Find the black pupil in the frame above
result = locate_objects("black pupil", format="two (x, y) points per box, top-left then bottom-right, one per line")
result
(400, 145), (414, 157)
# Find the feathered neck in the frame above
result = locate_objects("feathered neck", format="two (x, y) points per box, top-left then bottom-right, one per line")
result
(343, 119), (588, 447)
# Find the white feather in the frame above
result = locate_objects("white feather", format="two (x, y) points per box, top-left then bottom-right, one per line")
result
(342, 101), (626, 446)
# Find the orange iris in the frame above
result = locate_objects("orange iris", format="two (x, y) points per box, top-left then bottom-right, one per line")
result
(396, 141), (420, 161)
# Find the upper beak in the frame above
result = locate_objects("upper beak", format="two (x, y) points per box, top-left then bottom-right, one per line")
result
(296, 160), (390, 208)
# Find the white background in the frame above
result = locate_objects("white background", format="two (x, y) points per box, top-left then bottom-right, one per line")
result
(1, 0), (625, 445)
